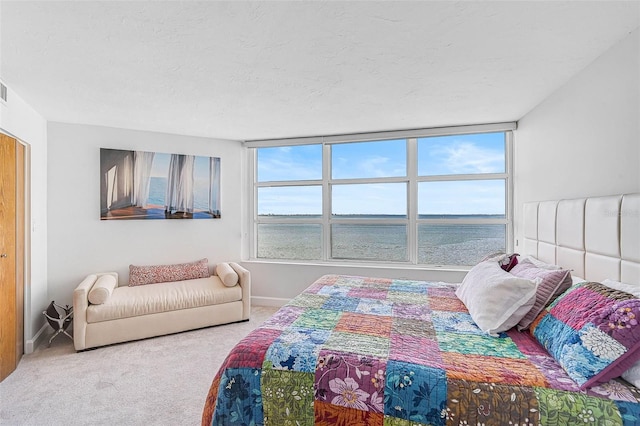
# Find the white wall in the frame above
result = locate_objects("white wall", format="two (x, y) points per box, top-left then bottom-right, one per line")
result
(514, 29), (640, 251)
(47, 123), (244, 305)
(0, 84), (48, 349)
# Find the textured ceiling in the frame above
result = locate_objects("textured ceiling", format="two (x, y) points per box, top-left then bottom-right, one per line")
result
(1, 1), (638, 141)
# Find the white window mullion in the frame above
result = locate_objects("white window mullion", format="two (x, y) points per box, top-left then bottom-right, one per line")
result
(418, 173), (507, 183)
(322, 143), (332, 261)
(331, 176), (409, 185)
(407, 138), (418, 264)
(506, 130), (514, 253)
(248, 148), (258, 260)
(255, 179), (323, 188)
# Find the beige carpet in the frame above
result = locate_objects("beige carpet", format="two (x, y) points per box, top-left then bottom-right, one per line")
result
(0, 306), (278, 426)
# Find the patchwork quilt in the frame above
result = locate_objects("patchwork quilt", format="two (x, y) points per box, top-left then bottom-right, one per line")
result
(202, 275), (640, 425)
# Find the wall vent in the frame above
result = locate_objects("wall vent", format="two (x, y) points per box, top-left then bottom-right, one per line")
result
(0, 81), (6, 103)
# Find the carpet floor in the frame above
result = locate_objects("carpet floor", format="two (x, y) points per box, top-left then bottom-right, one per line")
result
(0, 305), (278, 426)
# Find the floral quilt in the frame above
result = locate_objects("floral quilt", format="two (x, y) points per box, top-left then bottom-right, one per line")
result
(202, 275), (640, 425)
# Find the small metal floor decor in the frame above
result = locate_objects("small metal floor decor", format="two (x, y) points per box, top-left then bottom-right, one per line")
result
(43, 301), (73, 346)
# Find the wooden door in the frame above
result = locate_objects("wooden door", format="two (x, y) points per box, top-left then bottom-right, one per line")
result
(0, 133), (24, 382)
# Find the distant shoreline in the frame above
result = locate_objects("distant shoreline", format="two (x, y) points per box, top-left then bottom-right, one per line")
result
(257, 214), (506, 219)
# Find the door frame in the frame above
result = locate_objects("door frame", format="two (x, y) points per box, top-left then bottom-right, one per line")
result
(0, 130), (30, 364)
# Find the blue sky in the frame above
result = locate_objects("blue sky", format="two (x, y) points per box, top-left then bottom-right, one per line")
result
(257, 132), (506, 215)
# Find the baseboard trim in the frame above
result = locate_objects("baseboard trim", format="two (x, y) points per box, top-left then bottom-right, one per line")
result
(25, 323), (49, 354)
(251, 296), (289, 307)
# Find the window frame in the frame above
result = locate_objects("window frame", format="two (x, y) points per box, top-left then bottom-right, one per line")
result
(247, 122), (515, 267)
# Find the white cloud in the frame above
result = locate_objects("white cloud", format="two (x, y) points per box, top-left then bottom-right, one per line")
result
(418, 180), (505, 215)
(332, 183), (406, 215)
(258, 146), (322, 181)
(427, 140), (504, 175)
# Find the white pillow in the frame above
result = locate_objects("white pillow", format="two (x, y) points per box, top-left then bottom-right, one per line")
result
(88, 274), (117, 304)
(623, 361), (640, 388)
(455, 261), (539, 336)
(216, 262), (239, 287)
(518, 256), (562, 270)
(572, 275), (586, 285)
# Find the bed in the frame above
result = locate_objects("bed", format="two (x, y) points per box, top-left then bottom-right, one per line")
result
(202, 193), (640, 425)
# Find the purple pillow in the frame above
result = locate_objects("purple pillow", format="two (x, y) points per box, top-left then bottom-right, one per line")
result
(531, 281), (640, 389)
(479, 252), (519, 271)
(510, 260), (572, 330)
(501, 253), (519, 272)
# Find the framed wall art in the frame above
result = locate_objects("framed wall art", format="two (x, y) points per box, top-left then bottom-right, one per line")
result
(100, 148), (221, 220)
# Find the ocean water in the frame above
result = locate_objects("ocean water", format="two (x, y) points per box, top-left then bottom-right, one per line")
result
(257, 217), (506, 266)
(148, 177), (211, 210)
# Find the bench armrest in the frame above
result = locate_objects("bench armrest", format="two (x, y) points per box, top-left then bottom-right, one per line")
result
(229, 262), (251, 320)
(73, 272), (118, 350)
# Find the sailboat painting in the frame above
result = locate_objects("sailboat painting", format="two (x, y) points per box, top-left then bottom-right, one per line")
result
(100, 148), (221, 220)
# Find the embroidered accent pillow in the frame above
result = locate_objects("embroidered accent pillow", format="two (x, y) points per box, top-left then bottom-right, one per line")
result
(531, 281), (640, 389)
(129, 258), (210, 286)
(601, 279), (640, 387)
(510, 259), (572, 330)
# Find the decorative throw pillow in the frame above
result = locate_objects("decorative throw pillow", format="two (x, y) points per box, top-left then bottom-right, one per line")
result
(510, 260), (572, 330)
(88, 274), (117, 304)
(531, 281), (640, 389)
(129, 258), (210, 286)
(480, 252), (519, 271)
(216, 262), (239, 287)
(500, 253), (519, 272)
(455, 261), (539, 336)
(601, 279), (640, 387)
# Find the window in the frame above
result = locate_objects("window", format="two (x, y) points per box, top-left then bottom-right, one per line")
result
(250, 124), (513, 267)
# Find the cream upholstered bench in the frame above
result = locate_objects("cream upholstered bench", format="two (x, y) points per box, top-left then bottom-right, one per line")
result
(73, 261), (250, 350)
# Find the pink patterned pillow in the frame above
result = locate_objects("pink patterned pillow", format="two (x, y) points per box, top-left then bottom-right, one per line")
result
(511, 259), (572, 330)
(129, 258), (209, 286)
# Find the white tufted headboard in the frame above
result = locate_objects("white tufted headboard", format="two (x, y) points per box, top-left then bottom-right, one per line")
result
(523, 193), (640, 285)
